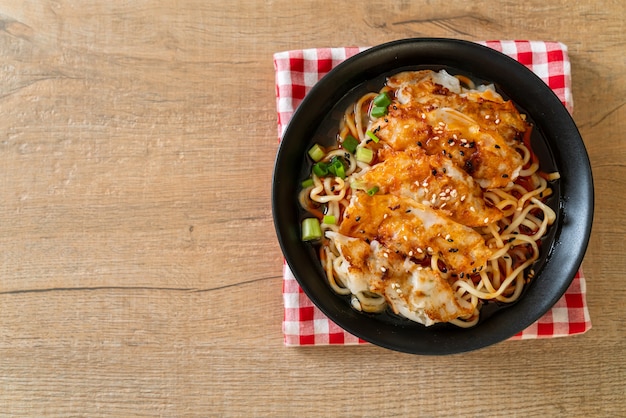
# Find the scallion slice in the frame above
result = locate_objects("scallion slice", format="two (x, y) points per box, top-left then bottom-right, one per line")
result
(312, 161), (328, 177)
(366, 186), (380, 196)
(342, 135), (359, 154)
(322, 215), (336, 225)
(370, 106), (388, 118)
(308, 143), (325, 162)
(350, 180), (365, 190)
(301, 178), (314, 188)
(373, 92), (391, 108)
(334, 164), (345, 179)
(331, 158), (346, 178)
(326, 157), (347, 179)
(366, 131), (380, 143)
(301, 218), (322, 241)
(355, 147), (374, 164)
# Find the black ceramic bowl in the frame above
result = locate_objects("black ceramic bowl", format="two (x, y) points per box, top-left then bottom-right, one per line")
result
(272, 38), (593, 355)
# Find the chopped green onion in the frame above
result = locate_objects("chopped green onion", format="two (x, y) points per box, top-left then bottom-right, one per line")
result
(301, 218), (323, 241)
(355, 147), (374, 164)
(327, 157), (346, 179)
(334, 164), (345, 179)
(366, 186), (380, 196)
(312, 161), (328, 177)
(301, 178), (314, 188)
(370, 106), (388, 118)
(322, 215), (336, 225)
(350, 180), (366, 190)
(351, 181), (379, 196)
(366, 131), (380, 143)
(308, 143), (325, 162)
(373, 92), (391, 108)
(342, 135), (359, 154)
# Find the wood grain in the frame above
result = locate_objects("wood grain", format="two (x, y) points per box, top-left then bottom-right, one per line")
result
(0, 0), (624, 416)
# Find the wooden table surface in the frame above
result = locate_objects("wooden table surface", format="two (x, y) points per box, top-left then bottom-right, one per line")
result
(0, 1), (624, 416)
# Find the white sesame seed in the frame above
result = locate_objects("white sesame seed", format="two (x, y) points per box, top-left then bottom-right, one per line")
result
(416, 248), (423, 254)
(427, 246), (433, 253)
(484, 217), (489, 223)
(452, 134), (458, 139)
(408, 251), (414, 256)
(383, 252), (389, 258)
(438, 121), (446, 127)
(404, 124), (410, 129)
(495, 118), (500, 124)
(485, 114), (490, 119)
(451, 189), (458, 197)
(470, 206), (476, 212)
(460, 195), (466, 202)
(440, 203), (447, 208)
(403, 236), (408, 241)
(421, 113), (426, 119)
(461, 138), (468, 143)
(381, 267), (386, 273)
(445, 234), (451, 240)
(432, 136), (439, 140)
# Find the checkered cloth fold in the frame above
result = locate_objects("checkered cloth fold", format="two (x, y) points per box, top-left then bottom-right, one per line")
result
(274, 41), (591, 346)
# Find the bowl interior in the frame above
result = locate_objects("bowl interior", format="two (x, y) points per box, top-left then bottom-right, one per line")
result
(272, 38), (593, 354)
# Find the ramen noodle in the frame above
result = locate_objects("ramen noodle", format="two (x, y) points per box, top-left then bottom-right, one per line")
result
(299, 70), (558, 327)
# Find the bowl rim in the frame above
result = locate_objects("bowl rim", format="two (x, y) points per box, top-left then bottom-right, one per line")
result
(272, 38), (594, 355)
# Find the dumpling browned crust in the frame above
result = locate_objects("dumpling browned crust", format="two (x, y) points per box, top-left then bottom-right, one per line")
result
(339, 192), (492, 275)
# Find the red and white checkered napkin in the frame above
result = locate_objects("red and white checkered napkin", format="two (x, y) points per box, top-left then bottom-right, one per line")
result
(274, 41), (591, 346)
